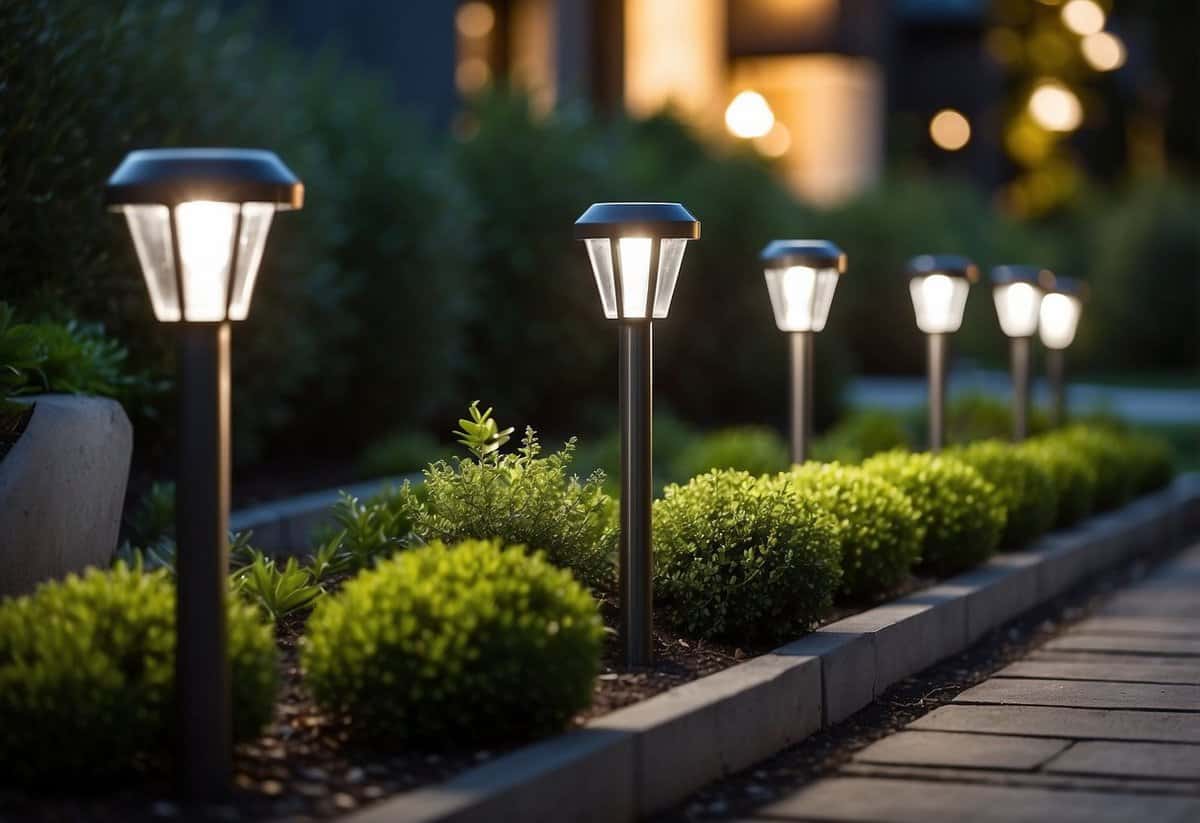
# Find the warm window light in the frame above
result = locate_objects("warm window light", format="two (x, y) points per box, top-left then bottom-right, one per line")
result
(930, 109), (971, 151)
(1081, 31), (1126, 71)
(455, 2), (495, 38)
(725, 90), (775, 139)
(1028, 82), (1083, 132)
(1061, 0), (1105, 36)
(1040, 291), (1084, 349)
(993, 280), (1045, 338)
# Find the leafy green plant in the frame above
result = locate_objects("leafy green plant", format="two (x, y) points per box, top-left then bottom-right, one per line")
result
(653, 470), (841, 644)
(670, 426), (790, 482)
(947, 440), (1057, 549)
(309, 488), (416, 574)
(1048, 425), (1134, 511)
(777, 463), (923, 600)
(811, 410), (914, 464)
(861, 451), (1006, 576)
(1016, 438), (1097, 528)
(302, 538), (603, 745)
(1121, 431), (1176, 495)
(233, 549), (325, 623)
(122, 481), (176, 548)
(0, 563), (277, 786)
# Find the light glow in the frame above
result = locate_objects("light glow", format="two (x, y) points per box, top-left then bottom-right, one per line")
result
(930, 109), (971, 151)
(910, 273), (971, 334)
(993, 281), (1044, 338)
(456, 57), (491, 94)
(617, 237), (653, 318)
(755, 121), (792, 158)
(176, 201), (238, 322)
(1039, 292), (1083, 349)
(1028, 82), (1083, 132)
(1061, 0), (1105, 36)
(764, 266), (840, 332)
(456, 2), (495, 38)
(725, 90), (775, 139)
(1081, 31), (1125, 71)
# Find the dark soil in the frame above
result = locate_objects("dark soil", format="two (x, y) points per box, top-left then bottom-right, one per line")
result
(0, 402), (33, 462)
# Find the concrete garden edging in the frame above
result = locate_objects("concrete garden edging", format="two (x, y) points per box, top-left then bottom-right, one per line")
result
(0, 394), (133, 597)
(345, 474), (1200, 823)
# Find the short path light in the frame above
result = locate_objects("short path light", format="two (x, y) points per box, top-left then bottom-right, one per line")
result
(575, 202), (700, 667)
(992, 265), (1047, 441)
(106, 149), (303, 801)
(761, 240), (847, 464)
(906, 254), (979, 452)
(1039, 275), (1087, 426)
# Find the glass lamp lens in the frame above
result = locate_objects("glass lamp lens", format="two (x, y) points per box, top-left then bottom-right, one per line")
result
(765, 265), (839, 332)
(176, 200), (239, 322)
(1039, 292), (1082, 349)
(123, 205), (180, 322)
(583, 236), (690, 320)
(652, 238), (687, 318)
(910, 273), (970, 334)
(585, 238), (619, 319)
(993, 281), (1043, 338)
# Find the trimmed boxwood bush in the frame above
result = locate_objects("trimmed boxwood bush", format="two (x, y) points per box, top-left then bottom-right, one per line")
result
(1121, 432), (1175, 495)
(776, 463), (923, 601)
(1050, 426), (1134, 511)
(861, 451), (1006, 576)
(0, 563), (277, 786)
(811, 410), (914, 464)
(670, 426), (791, 483)
(302, 539), (603, 745)
(947, 440), (1057, 549)
(1017, 439), (1097, 528)
(653, 470), (841, 645)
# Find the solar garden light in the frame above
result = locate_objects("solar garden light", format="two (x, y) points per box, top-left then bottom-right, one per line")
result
(991, 265), (1048, 441)
(575, 202), (700, 667)
(761, 240), (847, 464)
(906, 254), (979, 452)
(1039, 275), (1087, 426)
(106, 148), (303, 802)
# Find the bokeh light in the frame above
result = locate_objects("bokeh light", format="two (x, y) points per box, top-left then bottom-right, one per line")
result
(1061, 0), (1105, 36)
(455, 57), (491, 94)
(724, 90), (775, 139)
(1081, 31), (1126, 71)
(455, 2), (495, 39)
(755, 121), (792, 158)
(1028, 82), (1083, 132)
(929, 109), (972, 151)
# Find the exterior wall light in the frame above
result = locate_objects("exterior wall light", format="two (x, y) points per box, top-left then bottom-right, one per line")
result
(761, 240), (847, 463)
(1039, 275), (1087, 426)
(992, 265), (1048, 441)
(106, 148), (303, 801)
(575, 202), (700, 667)
(906, 254), (979, 452)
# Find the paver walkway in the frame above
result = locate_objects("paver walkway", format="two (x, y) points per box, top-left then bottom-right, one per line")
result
(739, 542), (1200, 822)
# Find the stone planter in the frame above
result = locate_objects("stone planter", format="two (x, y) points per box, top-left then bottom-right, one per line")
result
(0, 394), (133, 597)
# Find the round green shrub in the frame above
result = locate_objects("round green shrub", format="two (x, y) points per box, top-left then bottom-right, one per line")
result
(302, 539), (603, 745)
(1121, 432), (1175, 495)
(777, 463), (923, 601)
(0, 563), (278, 786)
(1052, 426), (1134, 511)
(861, 451), (1006, 576)
(1017, 439), (1097, 528)
(652, 470), (841, 644)
(810, 410), (914, 464)
(947, 440), (1057, 549)
(670, 426), (790, 483)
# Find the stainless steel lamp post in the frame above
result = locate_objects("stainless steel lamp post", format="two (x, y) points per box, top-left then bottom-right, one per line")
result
(1038, 276), (1087, 426)
(906, 254), (979, 452)
(760, 240), (847, 464)
(991, 265), (1048, 441)
(574, 202), (700, 667)
(106, 148), (303, 801)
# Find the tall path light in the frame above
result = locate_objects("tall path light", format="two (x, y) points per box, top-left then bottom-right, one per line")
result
(761, 240), (847, 464)
(906, 254), (979, 452)
(106, 148), (303, 802)
(1039, 275), (1087, 427)
(575, 202), (700, 667)
(992, 265), (1048, 441)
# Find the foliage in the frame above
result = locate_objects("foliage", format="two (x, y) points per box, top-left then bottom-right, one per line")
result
(232, 548), (325, 623)
(302, 539), (603, 745)
(122, 481), (176, 549)
(0, 563), (277, 786)
(947, 440), (1057, 549)
(917, 392), (1051, 448)
(357, 431), (448, 480)
(1016, 438), (1097, 528)
(811, 410), (914, 463)
(653, 470), (841, 644)
(1120, 432), (1176, 496)
(571, 408), (698, 495)
(307, 488), (416, 575)
(861, 451), (1006, 576)
(777, 463), (923, 601)
(1047, 426), (1134, 511)
(670, 426), (791, 482)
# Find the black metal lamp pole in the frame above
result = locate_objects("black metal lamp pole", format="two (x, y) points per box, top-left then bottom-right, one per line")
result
(789, 330), (813, 463)
(1010, 335), (1032, 441)
(1046, 347), (1066, 426)
(575, 202), (700, 668)
(927, 331), (947, 452)
(1038, 277), (1085, 429)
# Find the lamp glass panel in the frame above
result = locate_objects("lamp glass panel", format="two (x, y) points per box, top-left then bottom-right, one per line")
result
(764, 265), (840, 331)
(175, 200), (239, 322)
(1039, 292), (1082, 349)
(993, 281), (1043, 338)
(585, 238), (619, 319)
(652, 238), (687, 318)
(617, 237), (653, 318)
(910, 273), (970, 333)
(123, 205), (180, 322)
(227, 203), (275, 321)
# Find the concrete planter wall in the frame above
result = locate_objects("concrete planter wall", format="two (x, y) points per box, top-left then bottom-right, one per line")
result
(345, 476), (1200, 823)
(0, 394), (133, 597)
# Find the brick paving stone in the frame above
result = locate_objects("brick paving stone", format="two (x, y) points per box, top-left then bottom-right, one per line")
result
(998, 659), (1200, 685)
(748, 776), (1200, 822)
(853, 731), (1069, 771)
(1070, 616), (1200, 637)
(1041, 633), (1200, 656)
(910, 704), (1200, 742)
(1045, 741), (1200, 780)
(955, 678), (1200, 711)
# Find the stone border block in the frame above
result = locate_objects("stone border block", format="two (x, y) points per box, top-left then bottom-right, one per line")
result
(957, 552), (1041, 644)
(780, 630), (875, 725)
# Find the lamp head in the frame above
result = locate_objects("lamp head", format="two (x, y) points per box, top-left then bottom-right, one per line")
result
(1039, 274), (1087, 350)
(760, 240), (847, 332)
(905, 254), (978, 334)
